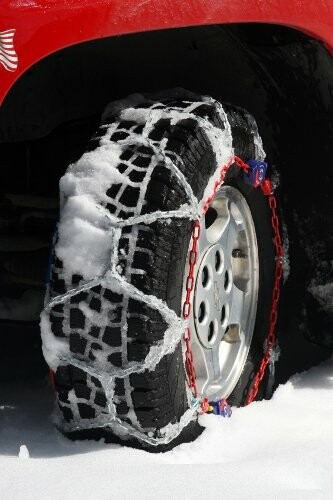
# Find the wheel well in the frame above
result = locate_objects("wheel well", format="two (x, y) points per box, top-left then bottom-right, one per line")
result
(0, 23), (332, 381)
(0, 23), (325, 143)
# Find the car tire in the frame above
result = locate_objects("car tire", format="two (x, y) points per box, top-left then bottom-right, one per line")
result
(41, 89), (276, 451)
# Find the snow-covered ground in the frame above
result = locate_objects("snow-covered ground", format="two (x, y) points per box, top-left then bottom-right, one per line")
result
(0, 358), (332, 500)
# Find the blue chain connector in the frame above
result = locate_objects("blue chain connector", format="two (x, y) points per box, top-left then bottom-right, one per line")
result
(243, 160), (268, 188)
(208, 399), (232, 418)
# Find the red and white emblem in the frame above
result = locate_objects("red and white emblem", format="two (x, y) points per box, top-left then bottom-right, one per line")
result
(0, 29), (18, 72)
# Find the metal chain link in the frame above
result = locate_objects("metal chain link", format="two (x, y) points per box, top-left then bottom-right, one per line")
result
(182, 156), (283, 411)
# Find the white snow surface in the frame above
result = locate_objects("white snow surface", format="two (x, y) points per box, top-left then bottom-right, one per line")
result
(1, 358), (332, 500)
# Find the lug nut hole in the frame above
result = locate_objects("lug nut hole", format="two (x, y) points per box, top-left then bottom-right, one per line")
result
(198, 302), (206, 323)
(202, 266), (209, 287)
(208, 321), (215, 342)
(215, 251), (222, 272)
(224, 270), (229, 290)
(221, 305), (226, 324)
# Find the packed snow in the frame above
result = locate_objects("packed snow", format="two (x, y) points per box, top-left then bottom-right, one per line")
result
(0, 358), (332, 499)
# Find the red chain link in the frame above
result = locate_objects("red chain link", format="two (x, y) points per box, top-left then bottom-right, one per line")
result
(182, 156), (283, 410)
(182, 156), (248, 408)
(202, 156), (249, 215)
(245, 179), (283, 404)
(49, 368), (56, 392)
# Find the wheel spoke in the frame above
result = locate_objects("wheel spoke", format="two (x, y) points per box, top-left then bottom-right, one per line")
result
(228, 283), (245, 327)
(190, 338), (219, 391)
(226, 211), (242, 255)
(204, 345), (220, 386)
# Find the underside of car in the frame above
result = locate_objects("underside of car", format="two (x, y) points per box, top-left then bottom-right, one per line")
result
(0, 23), (332, 449)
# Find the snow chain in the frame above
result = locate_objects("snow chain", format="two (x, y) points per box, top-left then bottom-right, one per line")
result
(182, 156), (283, 412)
(44, 98), (281, 444)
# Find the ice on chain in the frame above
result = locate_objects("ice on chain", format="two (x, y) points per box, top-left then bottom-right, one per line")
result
(40, 96), (264, 445)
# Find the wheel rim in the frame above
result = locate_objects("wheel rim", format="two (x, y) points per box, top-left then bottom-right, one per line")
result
(184, 185), (259, 401)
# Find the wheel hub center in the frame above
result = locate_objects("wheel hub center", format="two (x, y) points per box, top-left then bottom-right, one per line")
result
(194, 243), (231, 349)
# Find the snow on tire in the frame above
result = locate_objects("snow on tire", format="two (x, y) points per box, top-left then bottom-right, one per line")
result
(41, 89), (275, 451)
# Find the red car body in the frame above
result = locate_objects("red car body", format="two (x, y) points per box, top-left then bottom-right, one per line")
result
(1, 0), (333, 105)
(0, 0), (332, 382)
